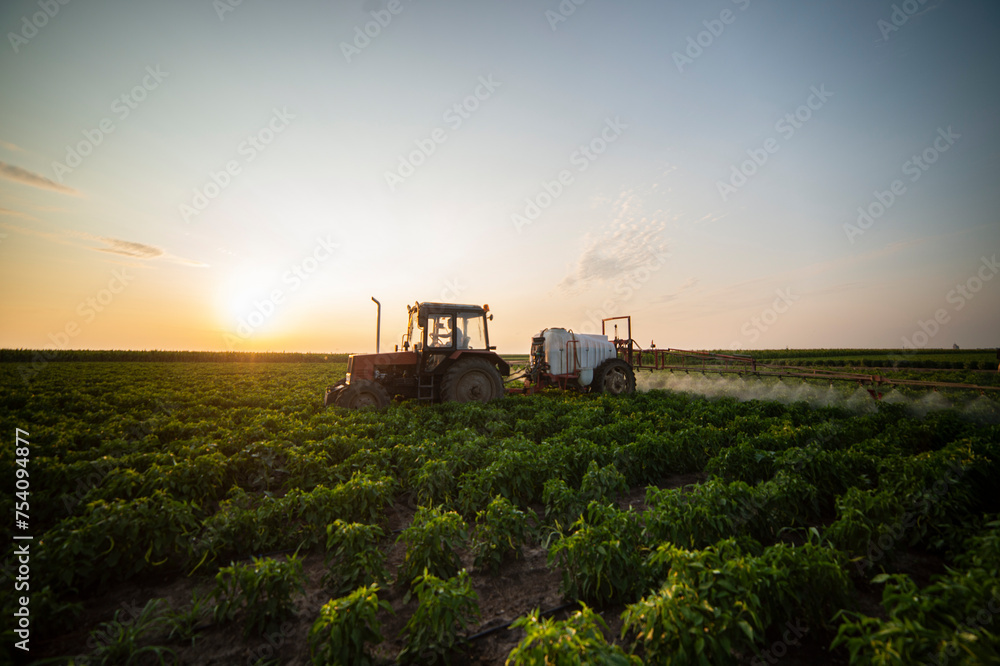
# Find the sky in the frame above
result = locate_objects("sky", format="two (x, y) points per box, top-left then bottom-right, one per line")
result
(1, 0), (999, 354)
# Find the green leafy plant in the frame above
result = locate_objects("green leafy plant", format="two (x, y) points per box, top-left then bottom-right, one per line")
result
(578, 460), (628, 504)
(832, 536), (1000, 666)
(212, 553), (305, 638)
(322, 519), (390, 595)
(623, 540), (763, 665)
(398, 569), (480, 664)
(308, 584), (392, 666)
(548, 501), (645, 604)
(37, 491), (201, 591)
(197, 474), (397, 561)
(756, 469), (821, 527)
(410, 458), (458, 506)
(456, 439), (551, 514)
(396, 505), (469, 589)
(542, 477), (583, 530)
(824, 486), (905, 572)
(86, 597), (175, 666)
(954, 517), (1000, 575)
(705, 441), (776, 485)
(506, 603), (639, 666)
(164, 590), (212, 647)
(472, 495), (534, 574)
(753, 537), (851, 630)
(296, 473), (398, 543)
(642, 480), (770, 550)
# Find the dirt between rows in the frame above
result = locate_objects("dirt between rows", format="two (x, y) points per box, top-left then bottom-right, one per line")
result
(30, 470), (942, 665)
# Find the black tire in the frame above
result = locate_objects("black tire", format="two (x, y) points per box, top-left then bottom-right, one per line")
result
(441, 357), (504, 403)
(592, 358), (636, 395)
(335, 379), (391, 409)
(324, 379), (347, 407)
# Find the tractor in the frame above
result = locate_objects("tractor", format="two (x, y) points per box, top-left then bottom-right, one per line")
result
(325, 300), (510, 408)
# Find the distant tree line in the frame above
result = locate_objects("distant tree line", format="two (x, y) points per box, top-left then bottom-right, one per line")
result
(733, 348), (996, 360)
(766, 358), (990, 370)
(0, 349), (350, 363)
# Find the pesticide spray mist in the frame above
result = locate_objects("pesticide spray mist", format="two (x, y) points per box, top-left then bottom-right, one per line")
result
(635, 371), (1000, 424)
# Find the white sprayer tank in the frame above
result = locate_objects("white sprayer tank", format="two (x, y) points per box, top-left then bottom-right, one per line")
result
(534, 328), (617, 386)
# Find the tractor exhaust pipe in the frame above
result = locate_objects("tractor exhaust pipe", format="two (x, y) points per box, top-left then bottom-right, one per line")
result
(371, 297), (381, 353)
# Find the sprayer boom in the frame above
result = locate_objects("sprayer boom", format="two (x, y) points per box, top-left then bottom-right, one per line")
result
(624, 346), (1000, 399)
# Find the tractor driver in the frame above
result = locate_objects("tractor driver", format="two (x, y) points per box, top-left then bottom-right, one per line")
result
(429, 316), (453, 348)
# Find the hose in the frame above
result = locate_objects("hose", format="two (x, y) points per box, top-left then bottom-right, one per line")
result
(463, 600), (580, 643)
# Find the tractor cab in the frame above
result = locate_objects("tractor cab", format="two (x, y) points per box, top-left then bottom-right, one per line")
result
(403, 302), (494, 371)
(325, 301), (509, 409)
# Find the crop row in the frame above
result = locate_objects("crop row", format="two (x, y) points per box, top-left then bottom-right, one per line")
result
(2, 362), (999, 664)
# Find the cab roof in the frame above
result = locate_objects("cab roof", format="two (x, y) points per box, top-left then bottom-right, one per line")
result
(411, 302), (487, 318)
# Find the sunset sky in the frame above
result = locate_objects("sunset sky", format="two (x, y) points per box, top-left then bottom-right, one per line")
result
(2, 0), (998, 354)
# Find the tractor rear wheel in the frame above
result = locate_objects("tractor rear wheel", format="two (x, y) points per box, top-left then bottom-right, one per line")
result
(441, 357), (504, 403)
(335, 379), (391, 409)
(592, 358), (636, 395)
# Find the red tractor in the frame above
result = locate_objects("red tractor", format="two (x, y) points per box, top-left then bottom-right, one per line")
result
(326, 301), (510, 408)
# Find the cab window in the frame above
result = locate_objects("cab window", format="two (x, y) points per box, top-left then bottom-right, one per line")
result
(426, 315), (454, 348)
(455, 314), (486, 349)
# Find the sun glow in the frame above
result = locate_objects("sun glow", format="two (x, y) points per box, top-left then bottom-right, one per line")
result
(217, 267), (282, 331)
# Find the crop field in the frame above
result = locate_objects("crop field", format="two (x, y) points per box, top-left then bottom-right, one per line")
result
(3, 358), (1000, 665)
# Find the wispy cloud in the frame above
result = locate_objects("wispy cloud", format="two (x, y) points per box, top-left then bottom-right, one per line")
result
(0, 141), (25, 153)
(0, 221), (207, 267)
(0, 161), (79, 196)
(95, 238), (165, 259)
(0, 193), (70, 212)
(0, 207), (41, 222)
(559, 188), (672, 292)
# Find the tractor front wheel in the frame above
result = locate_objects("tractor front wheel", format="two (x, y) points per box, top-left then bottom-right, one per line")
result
(324, 379), (347, 407)
(441, 358), (504, 403)
(335, 379), (391, 409)
(592, 358), (636, 395)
